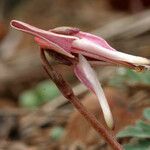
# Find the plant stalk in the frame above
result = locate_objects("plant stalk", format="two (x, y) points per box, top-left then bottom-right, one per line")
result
(40, 49), (123, 150)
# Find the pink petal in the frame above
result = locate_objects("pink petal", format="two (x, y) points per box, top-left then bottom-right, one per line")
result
(74, 54), (114, 129)
(72, 39), (150, 66)
(10, 20), (76, 58)
(75, 31), (116, 51)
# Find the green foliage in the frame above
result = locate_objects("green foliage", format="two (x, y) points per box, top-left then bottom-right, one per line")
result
(19, 90), (41, 108)
(124, 140), (150, 150)
(117, 108), (150, 150)
(143, 108), (150, 120)
(50, 126), (64, 141)
(126, 69), (150, 85)
(110, 69), (150, 150)
(36, 81), (60, 102)
(19, 80), (60, 108)
(109, 68), (150, 87)
(117, 120), (150, 138)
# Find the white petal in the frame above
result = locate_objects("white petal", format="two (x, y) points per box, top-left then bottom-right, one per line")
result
(72, 39), (150, 65)
(74, 54), (114, 129)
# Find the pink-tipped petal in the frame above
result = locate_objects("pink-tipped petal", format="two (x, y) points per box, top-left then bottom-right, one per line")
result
(10, 20), (76, 58)
(75, 31), (116, 51)
(74, 54), (114, 129)
(72, 39), (150, 66)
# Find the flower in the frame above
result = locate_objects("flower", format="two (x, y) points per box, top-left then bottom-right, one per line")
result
(10, 20), (150, 129)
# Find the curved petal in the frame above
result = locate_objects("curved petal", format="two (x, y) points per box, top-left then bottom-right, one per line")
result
(74, 54), (114, 129)
(72, 39), (150, 66)
(10, 20), (76, 58)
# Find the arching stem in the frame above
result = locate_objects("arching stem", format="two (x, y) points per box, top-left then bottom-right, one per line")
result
(40, 48), (123, 150)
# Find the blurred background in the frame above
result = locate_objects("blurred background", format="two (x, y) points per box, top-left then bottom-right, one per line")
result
(0, 0), (150, 150)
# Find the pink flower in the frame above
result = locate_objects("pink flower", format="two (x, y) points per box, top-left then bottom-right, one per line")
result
(10, 20), (150, 129)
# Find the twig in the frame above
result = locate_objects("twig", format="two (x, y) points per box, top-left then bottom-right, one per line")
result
(40, 49), (123, 150)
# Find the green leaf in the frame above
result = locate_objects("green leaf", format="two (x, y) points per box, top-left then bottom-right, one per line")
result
(118, 108), (150, 150)
(117, 120), (150, 138)
(126, 69), (141, 82)
(50, 127), (64, 140)
(143, 108), (150, 120)
(136, 121), (150, 132)
(124, 140), (150, 150)
(36, 80), (60, 102)
(139, 72), (150, 85)
(19, 90), (41, 108)
(19, 80), (60, 108)
(126, 69), (150, 85)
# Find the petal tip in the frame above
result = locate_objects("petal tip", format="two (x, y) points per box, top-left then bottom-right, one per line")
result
(75, 54), (114, 129)
(10, 20), (21, 29)
(104, 112), (114, 129)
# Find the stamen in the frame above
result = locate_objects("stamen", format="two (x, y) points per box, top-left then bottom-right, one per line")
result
(134, 66), (145, 72)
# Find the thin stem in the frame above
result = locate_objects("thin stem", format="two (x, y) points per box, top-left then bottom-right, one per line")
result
(40, 49), (123, 150)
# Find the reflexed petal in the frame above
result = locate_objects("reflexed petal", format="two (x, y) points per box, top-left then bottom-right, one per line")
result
(10, 20), (76, 58)
(74, 54), (114, 129)
(72, 39), (150, 66)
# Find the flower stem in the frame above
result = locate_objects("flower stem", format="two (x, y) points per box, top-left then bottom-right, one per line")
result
(40, 49), (123, 150)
